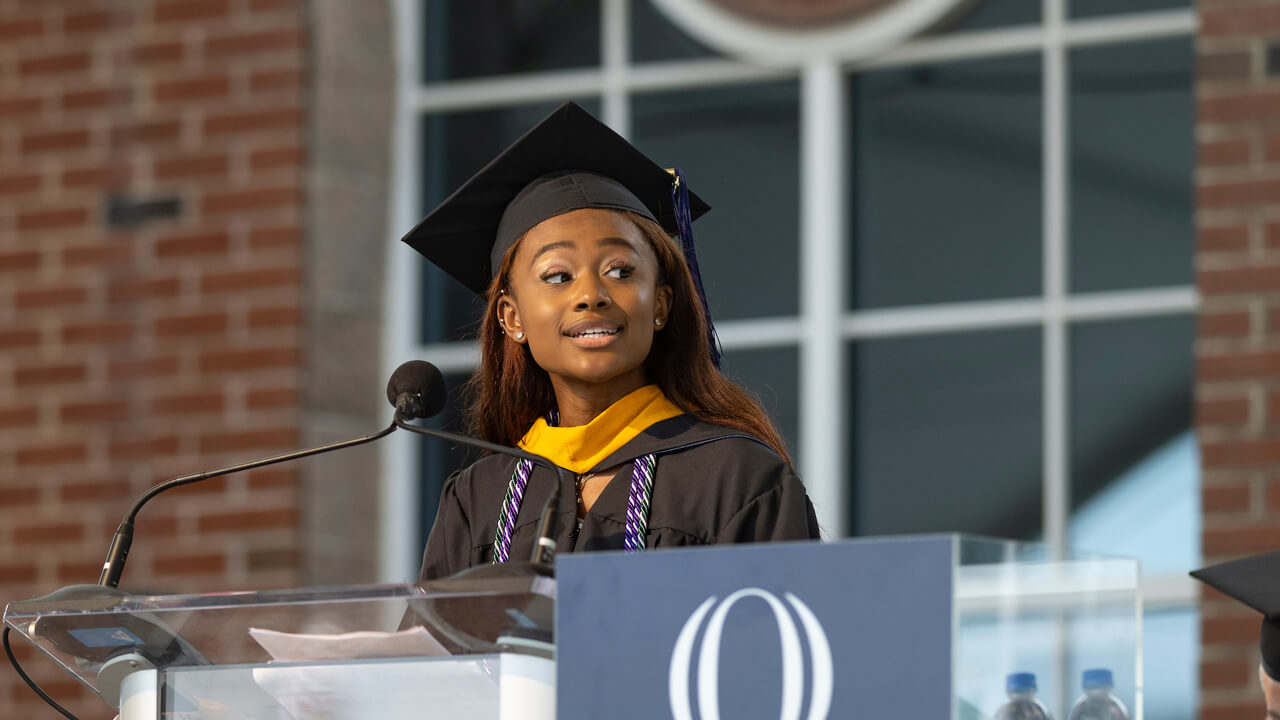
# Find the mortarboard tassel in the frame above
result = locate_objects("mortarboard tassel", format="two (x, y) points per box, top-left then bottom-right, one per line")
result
(670, 168), (723, 369)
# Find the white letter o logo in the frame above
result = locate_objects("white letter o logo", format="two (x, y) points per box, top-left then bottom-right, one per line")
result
(668, 589), (834, 720)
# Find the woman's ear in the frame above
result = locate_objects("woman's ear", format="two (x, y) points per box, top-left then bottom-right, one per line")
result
(654, 284), (673, 329)
(498, 293), (527, 343)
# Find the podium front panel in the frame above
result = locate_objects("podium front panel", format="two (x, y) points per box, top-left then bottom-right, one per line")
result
(557, 536), (954, 719)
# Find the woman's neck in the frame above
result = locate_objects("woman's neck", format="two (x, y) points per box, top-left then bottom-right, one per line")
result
(550, 374), (650, 427)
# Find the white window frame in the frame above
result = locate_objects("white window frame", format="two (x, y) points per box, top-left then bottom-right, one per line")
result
(382, 1), (1200, 625)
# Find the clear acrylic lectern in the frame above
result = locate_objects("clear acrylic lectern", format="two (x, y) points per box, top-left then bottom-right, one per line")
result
(3, 571), (555, 720)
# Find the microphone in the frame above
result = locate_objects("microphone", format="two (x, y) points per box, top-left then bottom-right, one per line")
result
(385, 359), (447, 420)
(386, 361), (569, 570)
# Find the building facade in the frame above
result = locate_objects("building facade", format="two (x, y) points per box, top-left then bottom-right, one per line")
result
(0, 0), (1274, 717)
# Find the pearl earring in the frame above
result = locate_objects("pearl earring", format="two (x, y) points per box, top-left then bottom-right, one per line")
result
(654, 319), (662, 327)
(515, 331), (524, 340)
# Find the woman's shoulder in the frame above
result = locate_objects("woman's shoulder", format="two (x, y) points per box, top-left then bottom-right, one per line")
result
(654, 416), (785, 460)
(620, 414), (777, 458)
(443, 453), (523, 500)
(646, 419), (819, 542)
(653, 418), (798, 489)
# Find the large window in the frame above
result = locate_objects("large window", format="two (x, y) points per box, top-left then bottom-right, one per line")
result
(386, 0), (1198, 715)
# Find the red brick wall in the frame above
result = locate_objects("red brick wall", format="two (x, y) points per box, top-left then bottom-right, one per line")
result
(0, 0), (307, 716)
(1198, 0), (1280, 717)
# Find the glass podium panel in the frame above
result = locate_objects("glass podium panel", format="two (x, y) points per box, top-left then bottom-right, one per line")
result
(162, 655), (516, 719)
(954, 537), (1140, 720)
(3, 573), (555, 711)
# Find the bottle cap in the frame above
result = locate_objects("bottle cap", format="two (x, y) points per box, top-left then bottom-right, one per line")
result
(1082, 668), (1113, 689)
(1007, 672), (1037, 693)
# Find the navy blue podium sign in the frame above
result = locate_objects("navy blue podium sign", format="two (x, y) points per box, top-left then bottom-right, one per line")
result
(556, 536), (953, 719)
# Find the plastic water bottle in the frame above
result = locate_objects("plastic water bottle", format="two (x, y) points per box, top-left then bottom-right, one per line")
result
(1067, 669), (1129, 720)
(994, 672), (1052, 720)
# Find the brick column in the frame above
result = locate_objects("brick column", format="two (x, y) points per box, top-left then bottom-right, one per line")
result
(0, 1), (307, 716)
(1197, 1), (1280, 717)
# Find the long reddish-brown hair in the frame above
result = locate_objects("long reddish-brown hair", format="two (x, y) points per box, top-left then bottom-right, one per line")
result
(465, 210), (792, 464)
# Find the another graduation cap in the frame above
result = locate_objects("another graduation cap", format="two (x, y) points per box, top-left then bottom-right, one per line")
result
(1191, 552), (1280, 679)
(401, 101), (721, 365)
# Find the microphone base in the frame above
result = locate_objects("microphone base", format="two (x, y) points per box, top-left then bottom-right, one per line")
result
(421, 561), (554, 594)
(407, 561), (556, 654)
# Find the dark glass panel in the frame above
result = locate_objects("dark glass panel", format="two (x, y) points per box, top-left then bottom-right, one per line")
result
(1139, 608), (1197, 720)
(421, 0), (600, 83)
(1069, 38), (1193, 292)
(720, 346), (799, 461)
(850, 54), (1042, 309)
(632, 82), (800, 319)
(928, 0), (1040, 34)
(1071, 0), (1190, 20)
(1068, 315), (1194, 551)
(849, 328), (1042, 538)
(417, 100), (601, 344)
(417, 371), (482, 549)
(631, 0), (718, 62)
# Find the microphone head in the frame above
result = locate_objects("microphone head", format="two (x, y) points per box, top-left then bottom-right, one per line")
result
(387, 360), (447, 420)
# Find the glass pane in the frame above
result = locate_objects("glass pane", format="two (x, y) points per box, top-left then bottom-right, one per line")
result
(632, 82), (801, 319)
(1140, 607), (1198, 720)
(418, 371), (481, 547)
(928, 0), (1040, 34)
(631, 0), (718, 62)
(849, 328), (1042, 537)
(1068, 315), (1196, 573)
(1069, 38), (1193, 293)
(417, 100), (601, 344)
(720, 346), (799, 461)
(421, 1), (600, 83)
(850, 54), (1042, 310)
(1071, 0), (1191, 20)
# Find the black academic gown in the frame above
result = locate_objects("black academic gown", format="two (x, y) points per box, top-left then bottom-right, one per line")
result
(415, 415), (821, 581)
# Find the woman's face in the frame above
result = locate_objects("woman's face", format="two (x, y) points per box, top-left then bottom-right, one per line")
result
(499, 208), (672, 401)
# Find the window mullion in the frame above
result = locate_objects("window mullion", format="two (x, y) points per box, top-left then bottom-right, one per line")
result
(382, 0), (427, 584)
(799, 59), (850, 538)
(602, 0), (630, 135)
(1044, 0), (1070, 560)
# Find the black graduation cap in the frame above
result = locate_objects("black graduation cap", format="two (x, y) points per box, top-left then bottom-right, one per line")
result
(401, 101), (711, 296)
(1191, 552), (1280, 680)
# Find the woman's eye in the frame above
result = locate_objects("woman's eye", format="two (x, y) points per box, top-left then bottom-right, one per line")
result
(605, 264), (633, 279)
(540, 270), (571, 284)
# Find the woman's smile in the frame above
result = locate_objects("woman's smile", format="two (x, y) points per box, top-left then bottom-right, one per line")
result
(564, 319), (623, 347)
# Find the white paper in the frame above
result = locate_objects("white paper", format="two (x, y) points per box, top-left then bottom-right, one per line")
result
(248, 626), (450, 663)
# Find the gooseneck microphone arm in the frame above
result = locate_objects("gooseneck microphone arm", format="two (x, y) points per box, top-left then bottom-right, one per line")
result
(391, 417), (569, 565)
(98, 422), (397, 588)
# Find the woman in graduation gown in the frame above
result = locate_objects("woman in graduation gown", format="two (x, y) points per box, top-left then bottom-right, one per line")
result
(402, 102), (821, 581)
